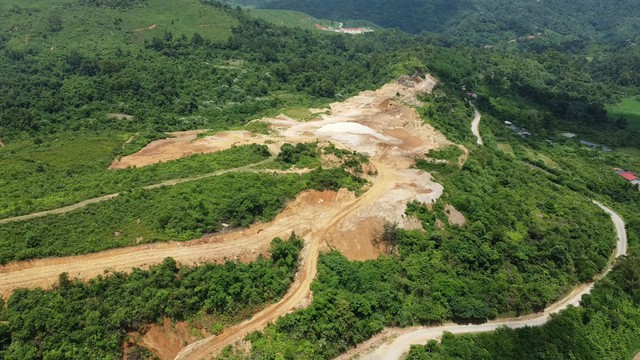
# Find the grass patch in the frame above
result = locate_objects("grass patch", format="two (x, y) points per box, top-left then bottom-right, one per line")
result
(497, 143), (515, 157)
(607, 97), (640, 132)
(248, 9), (335, 31)
(281, 107), (326, 121)
(617, 147), (640, 168)
(0, 0), (237, 53)
(524, 148), (560, 169)
(0, 167), (364, 263)
(426, 145), (464, 163)
(124, 0), (238, 44)
(0, 132), (272, 219)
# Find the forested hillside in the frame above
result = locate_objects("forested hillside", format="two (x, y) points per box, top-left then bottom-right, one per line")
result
(0, 236), (304, 359)
(407, 250), (640, 360)
(264, 0), (640, 47)
(0, 0), (405, 140)
(1, 0), (640, 359)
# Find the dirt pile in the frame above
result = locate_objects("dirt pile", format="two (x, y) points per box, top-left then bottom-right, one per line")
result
(130, 319), (205, 360)
(445, 204), (466, 226)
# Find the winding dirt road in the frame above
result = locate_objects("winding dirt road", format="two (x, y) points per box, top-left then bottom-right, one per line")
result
(338, 200), (627, 360)
(175, 161), (397, 360)
(470, 103), (483, 146)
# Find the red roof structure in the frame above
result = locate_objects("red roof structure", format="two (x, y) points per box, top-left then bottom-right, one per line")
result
(619, 172), (639, 181)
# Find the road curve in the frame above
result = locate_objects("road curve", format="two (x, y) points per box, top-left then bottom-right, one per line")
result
(174, 161), (396, 360)
(340, 201), (626, 360)
(0, 156), (275, 225)
(470, 103), (483, 146)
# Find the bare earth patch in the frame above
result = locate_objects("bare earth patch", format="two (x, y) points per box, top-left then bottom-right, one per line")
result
(445, 204), (466, 226)
(133, 24), (157, 32)
(109, 129), (280, 169)
(175, 76), (452, 360)
(130, 319), (206, 360)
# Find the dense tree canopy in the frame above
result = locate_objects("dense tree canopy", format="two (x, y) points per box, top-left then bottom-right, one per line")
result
(264, 0), (640, 46)
(0, 236), (303, 359)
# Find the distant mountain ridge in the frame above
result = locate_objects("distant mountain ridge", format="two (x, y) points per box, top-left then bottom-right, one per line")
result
(263, 0), (640, 46)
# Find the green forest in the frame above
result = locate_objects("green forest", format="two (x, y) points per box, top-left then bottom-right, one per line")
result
(264, 0), (640, 46)
(0, 156), (364, 263)
(407, 250), (640, 360)
(226, 132), (640, 359)
(1, 0), (640, 359)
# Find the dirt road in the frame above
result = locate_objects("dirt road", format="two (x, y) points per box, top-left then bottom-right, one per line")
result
(0, 194), (120, 225)
(338, 201), (627, 360)
(0, 189), (352, 299)
(470, 103), (483, 145)
(174, 161), (397, 360)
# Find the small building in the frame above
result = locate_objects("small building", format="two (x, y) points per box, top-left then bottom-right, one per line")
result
(619, 171), (639, 182)
(613, 168), (640, 188)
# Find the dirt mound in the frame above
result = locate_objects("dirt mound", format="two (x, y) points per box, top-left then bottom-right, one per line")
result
(133, 319), (205, 360)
